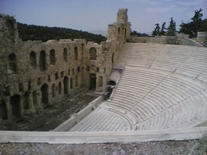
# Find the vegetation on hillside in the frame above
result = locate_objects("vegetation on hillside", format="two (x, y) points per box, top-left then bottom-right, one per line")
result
(151, 8), (206, 38)
(17, 23), (106, 43)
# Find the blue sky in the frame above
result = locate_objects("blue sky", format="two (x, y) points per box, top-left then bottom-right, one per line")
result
(1, 0), (206, 34)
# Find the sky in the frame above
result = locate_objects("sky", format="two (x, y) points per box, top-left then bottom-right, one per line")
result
(0, 0), (207, 34)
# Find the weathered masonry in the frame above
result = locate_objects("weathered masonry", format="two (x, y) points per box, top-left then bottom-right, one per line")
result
(0, 9), (131, 122)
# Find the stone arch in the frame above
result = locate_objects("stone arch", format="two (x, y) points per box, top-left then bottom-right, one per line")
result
(30, 51), (37, 69)
(98, 76), (103, 87)
(39, 50), (47, 71)
(81, 44), (84, 59)
(112, 53), (114, 63)
(63, 77), (69, 94)
(0, 100), (8, 120)
(63, 48), (68, 62)
(23, 92), (30, 110)
(74, 47), (78, 60)
(89, 74), (96, 90)
(40, 83), (49, 108)
(8, 53), (18, 73)
(75, 75), (78, 87)
(32, 91), (37, 107)
(81, 44), (84, 51)
(58, 82), (62, 95)
(52, 84), (55, 97)
(118, 27), (121, 34)
(10, 94), (21, 119)
(70, 78), (73, 89)
(124, 28), (127, 40)
(89, 47), (97, 60)
(49, 49), (56, 65)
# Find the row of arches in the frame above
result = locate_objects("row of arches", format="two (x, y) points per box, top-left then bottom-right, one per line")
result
(40, 75), (77, 108)
(8, 46), (97, 74)
(0, 75), (80, 121)
(30, 47), (79, 71)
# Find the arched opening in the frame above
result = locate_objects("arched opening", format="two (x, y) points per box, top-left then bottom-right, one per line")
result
(98, 76), (103, 87)
(8, 53), (18, 73)
(58, 82), (62, 94)
(70, 78), (73, 89)
(75, 75), (78, 87)
(89, 74), (96, 90)
(124, 28), (127, 40)
(81, 44), (84, 58)
(112, 53), (114, 63)
(30, 51), (37, 69)
(10, 95), (21, 119)
(49, 49), (56, 65)
(89, 47), (97, 60)
(74, 47), (78, 60)
(63, 48), (68, 62)
(81, 44), (84, 52)
(118, 27), (121, 35)
(40, 84), (49, 108)
(0, 101), (8, 120)
(52, 84), (55, 97)
(23, 92), (30, 110)
(39, 50), (47, 71)
(32, 91), (37, 107)
(63, 77), (69, 94)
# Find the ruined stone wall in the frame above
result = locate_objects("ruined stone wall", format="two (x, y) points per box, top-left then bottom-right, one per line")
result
(130, 36), (179, 44)
(0, 9), (130, 124)
(197, 32), (207, 46)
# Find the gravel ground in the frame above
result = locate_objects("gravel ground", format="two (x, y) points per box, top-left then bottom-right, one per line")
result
(0, 139), (206, 155)
(0, 91), (97, 131)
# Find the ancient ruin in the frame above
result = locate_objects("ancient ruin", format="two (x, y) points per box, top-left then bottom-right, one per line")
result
(0, 9), (130, 126)
(1, 8), (207, 154)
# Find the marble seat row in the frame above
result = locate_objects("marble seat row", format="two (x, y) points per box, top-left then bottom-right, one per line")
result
(116, 44), (207, 81)
(70, 107), (132, 132)
(70, 43), (207, 132)
(136, 90), (207, 130)
(108, 66), (207, 130)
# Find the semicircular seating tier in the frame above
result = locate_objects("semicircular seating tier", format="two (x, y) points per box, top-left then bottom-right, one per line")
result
(70, 43), (207, 132)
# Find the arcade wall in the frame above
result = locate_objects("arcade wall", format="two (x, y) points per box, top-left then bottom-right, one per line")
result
(0, 9), (131, 123)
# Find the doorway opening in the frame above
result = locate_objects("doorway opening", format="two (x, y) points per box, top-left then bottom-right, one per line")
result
(41, 84), (49, 108)
(89, 74), (96, 90)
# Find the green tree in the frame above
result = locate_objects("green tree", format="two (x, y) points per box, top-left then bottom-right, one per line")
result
(160, 22), (166, 35)
(167, 18), (176, 36)
(180, 8), (204, 38)
(152, 23), (160, 36)
(191, 8), (203, 37)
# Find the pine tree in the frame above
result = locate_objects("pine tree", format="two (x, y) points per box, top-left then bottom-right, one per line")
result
(191, 8), (203, 37)
(180, 8), (204, 38)
(152, 23), (160, 36)
(160, 22), (166, 35)
(167, 18), (176, 36)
